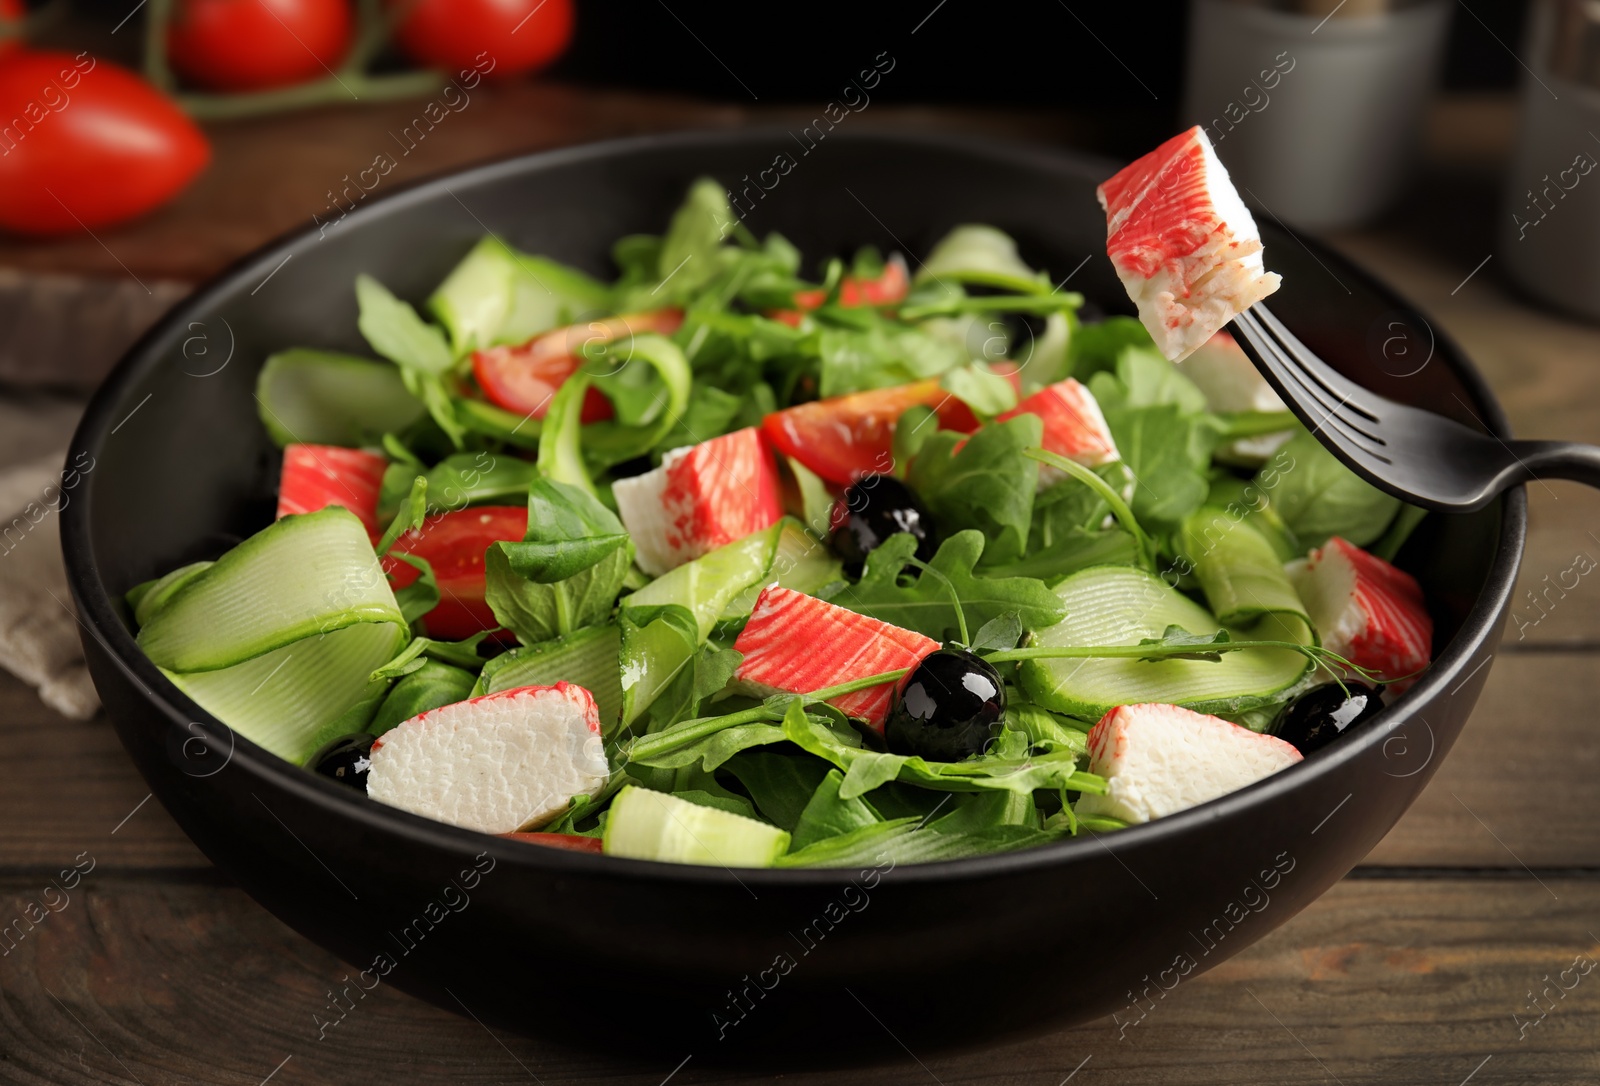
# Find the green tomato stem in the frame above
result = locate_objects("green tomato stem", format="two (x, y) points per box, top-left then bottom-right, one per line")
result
(178, 69), (445, 120)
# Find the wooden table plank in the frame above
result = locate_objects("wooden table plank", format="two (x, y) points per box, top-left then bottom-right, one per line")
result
(1, 878), (1595, 1085)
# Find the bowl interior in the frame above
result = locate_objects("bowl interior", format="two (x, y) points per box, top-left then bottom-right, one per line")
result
(78, 129), (1506, 658)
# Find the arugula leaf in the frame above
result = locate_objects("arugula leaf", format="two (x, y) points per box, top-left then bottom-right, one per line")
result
(1102, 403), (1213, 531)
(1068, 315), (1156, 379)
(983, 526), (1139, 585)
(355, 275), (453, 375)
(722, 750), (835, 831)
(650, 383), (743, 458)
(782, 704), (1105, 800)
(370, 659), (477, 736)
(941, 363), (1019, 417)
(370, 631), (491, 680)
(483, 544), (630, 646)
(1136, 625), (1232, 662)
(387, 552), (439, 626)
(1089, 345), (1208, 415)
(790, 769), (884, 852)
(1005, 703), (1089, 754)
(398, 368), (467, 450)
(498, 478), (629, 584)
(816, 320), (965, 398)
(1261, 429), (1400, 550)
(417, 452), (538, 515)
(822, 531), (1064, 641)
(970, 612), (1024, 652)
(653, 178), (735, 301)
(375, 476), (427, 557)
(908, 414), (1043, 563)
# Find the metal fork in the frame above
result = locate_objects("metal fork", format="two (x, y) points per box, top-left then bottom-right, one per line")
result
(1229, 304), (1600, 513)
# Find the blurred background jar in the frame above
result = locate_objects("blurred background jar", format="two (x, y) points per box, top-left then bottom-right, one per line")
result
(1182, 0), (1453, 230)
(1501, 0), (1600, 321)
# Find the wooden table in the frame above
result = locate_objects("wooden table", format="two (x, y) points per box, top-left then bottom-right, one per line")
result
(3, 86), (1598, 1085)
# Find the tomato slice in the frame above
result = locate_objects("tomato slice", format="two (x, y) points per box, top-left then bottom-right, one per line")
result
(763, 379), (984, 485)
(385, 505), (528, 640)
(470, 308), (684, 423)
(499, 832), (604, 853)
(771, 254), (911, 327)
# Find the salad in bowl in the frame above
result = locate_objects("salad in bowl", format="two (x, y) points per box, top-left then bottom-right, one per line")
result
(126, 129), (1433, 869)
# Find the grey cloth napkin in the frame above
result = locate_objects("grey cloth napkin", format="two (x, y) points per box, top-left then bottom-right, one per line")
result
(0, 450), (99, 719)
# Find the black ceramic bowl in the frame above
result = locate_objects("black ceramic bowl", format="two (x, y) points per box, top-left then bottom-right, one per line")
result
(62, 130), (1523, 1064)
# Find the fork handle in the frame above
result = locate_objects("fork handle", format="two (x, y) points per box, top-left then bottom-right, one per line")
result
(1506, 441), (1600, 490)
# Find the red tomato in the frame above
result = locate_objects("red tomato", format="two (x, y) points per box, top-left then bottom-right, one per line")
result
(771, 255), (911, 327)
(385, 505), (528, 640)
(0, 52), (210, 235)
(0, 0), (25, 59)
(390, 0), (573, 79)
(763, 379), (986, 485)
(471, 308), (683, 424)
(167, 0), (354, 92)
(500, 832), (604, 853)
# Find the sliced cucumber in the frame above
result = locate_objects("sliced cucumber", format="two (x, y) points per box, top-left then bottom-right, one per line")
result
(138, 508), (405, 673)
(622, 520), (782, 640)
(602, 785), (790, 867)
(474, 624), (624, 727)
(255, 349), (425, 448)
(128, 560), (213, 628)
(167, 620), (406, 765)
(1180, 507), (1312, 635)
(718, 518), (840, 623)
(429, 237), (518, 356)
(498, 254), (612, 347)
(1018, 566), (1311, 720)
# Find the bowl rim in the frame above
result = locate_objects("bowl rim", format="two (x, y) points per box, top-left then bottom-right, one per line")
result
(61, 125), (1527, 888)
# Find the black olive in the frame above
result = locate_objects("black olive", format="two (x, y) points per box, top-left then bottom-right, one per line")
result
(885, 648), (1006, 761)
(1272, 683), (1384, 755)
(830, 474), (934, 576)
(311, 733), (376, 789)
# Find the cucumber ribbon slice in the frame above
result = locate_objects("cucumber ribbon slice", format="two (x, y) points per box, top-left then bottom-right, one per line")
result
(135, 507), (410, 764)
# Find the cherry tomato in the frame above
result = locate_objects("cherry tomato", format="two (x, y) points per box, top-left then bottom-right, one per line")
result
(390, 0), (573, 79)
(763, 379), (986, 485)
(471, 308), (683, 424)
(167, 0), (354, 92)
(0, 52), (210, 235)
(771, 254), (911, 328)
(500, 832), (604, 853)
(385, 505), (528, 640)
(0, 0), (26, 59)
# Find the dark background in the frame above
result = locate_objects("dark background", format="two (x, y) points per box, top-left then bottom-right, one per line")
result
(66, 0), (1530, 109)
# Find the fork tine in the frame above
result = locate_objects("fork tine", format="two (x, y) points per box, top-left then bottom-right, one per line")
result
(1252, 304), (1381, 421)
(1230, 309), (1392, 462)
